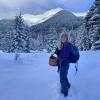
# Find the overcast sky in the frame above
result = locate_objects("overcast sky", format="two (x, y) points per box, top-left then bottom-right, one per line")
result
(0, 0), (94, 19)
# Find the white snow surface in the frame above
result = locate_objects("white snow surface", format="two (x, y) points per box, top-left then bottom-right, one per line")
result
(73, 12), (87, 17)
(0, 51), (100, 100)
(23, 8), (63, 26)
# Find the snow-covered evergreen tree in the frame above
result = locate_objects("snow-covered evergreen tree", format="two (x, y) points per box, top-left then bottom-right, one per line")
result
(46, 27), (58, 52)
(76, 23), (91, 51)
(85, 0), (100, 50)
(11, 13), (28, 60)
(10, 13), (26, 53)
(0, 25), (14, 52)
(24, 27), (31, 52)
(68, 29), (77, 45)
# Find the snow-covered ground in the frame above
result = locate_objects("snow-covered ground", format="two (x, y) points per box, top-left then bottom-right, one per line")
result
(0, 51), (100, 100)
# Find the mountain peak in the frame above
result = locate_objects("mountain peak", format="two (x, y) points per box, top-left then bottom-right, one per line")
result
(23, 8), (63, 26)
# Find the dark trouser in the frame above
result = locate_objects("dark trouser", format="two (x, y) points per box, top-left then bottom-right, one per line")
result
(59, 59), (70, 96)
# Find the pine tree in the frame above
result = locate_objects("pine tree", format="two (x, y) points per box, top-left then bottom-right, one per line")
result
(0, 25), (14, 52)
(46, 27), (58, 52)
(81, 29), (91, 51)
(85, 0), (100, 50)
(76, 22), (91, 51)
(11, 13), (27, 60)
(11, 13), (26, 52)
(24, 27), (31, 52)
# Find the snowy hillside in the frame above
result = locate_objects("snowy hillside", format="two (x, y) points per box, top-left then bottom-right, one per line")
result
(73, 12), (87, 17)
(23, 8), (63, 26)
(0, 51), (100, 100)
(3, 8), (62, 26)
(0, 8), (84, 52)
(2, 8), (83, 27)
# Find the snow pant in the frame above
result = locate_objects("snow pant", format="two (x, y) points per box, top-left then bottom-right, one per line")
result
(59, 58), (70, 95)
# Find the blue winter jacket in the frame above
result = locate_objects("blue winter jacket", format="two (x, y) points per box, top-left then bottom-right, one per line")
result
(55, 42), (71, 59)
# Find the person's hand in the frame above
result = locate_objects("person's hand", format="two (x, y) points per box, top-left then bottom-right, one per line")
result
(58, 47), (61, 51)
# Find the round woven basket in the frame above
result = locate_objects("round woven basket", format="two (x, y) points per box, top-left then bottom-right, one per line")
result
(49, 55), (58, 67)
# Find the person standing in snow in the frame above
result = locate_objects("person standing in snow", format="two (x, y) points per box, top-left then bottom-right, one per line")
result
(55, 33), (71, 97)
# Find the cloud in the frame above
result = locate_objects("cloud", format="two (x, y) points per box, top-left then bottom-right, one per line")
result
(0, 0), (30, 8)
(0, 0), (94, 19)
(56, 0), (94, 12)
(0, 0), (94, 8)
(0, 0), (50, 8)
(56, 0), (85, 7)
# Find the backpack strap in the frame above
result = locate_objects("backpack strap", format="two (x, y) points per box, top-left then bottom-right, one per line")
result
(75, 62), (78, 74)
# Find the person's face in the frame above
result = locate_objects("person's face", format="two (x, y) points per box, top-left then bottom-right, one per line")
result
(61, 36), (67, 43)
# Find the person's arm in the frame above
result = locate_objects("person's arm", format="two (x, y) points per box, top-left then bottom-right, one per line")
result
(54, 47), (61, 56)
